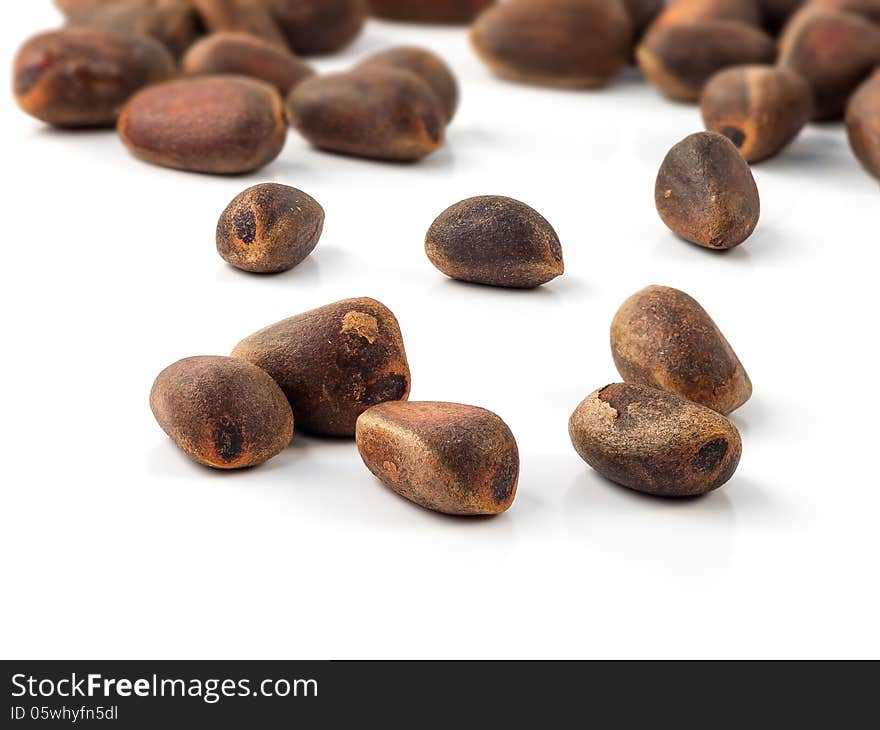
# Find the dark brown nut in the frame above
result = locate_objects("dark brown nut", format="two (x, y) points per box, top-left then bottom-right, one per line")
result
(118, 76), (287, 174)
(700, 64), (813, 162)
(655, 131), (760, 249)
(623, 0), (664, 42)
(846, 70), (880, 178)
(611, 285), (752, 414)
(778, 9), (880, 119)
(569, 383), (742, 497)
(471, 0), (632, 89)
(232, 298), (411, 436)
(217, 183), (324, 273)
(150, 355), (294, 469)
(182, 32), (314, 94)
(286, 68), (445, 161)
(369, 0), (495, 23)
(192, 0), (288, 46)
(425, 195), (564, 288)
(271, 0), (367, 55)
(12, 28), (176, 128)
(356, 402), (519, 516)
(637, 21), (776, 101)
(357, 46), (459, 122)
(649, 0), (763, 31)
(758, 0), (806, 33)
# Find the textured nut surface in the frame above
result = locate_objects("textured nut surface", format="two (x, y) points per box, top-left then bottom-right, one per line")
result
(471, 0), (632, 89)
(150, 356), (294, 469)
(13, 28), (176, 127)
(182, 32), (315, 94)
(569, 383), (742, 497)
(356, 402), (519, 516)
(655, 131), (760, 249)
(118, 76), (287, 174)
(637, 21), (776, 101)
(700, 64), (813, 162)
(286, 68), (446, 161)
(611, 285), (752, 414)
(425, 195), (564, 288)
(649, 0), (763, 31)
(369, 0), (495, 23)
(272, 0), (367, 54)
(232, 298), (411, 436)
(846, 70), (880, 178)
(217, 183), (324, 273)
(358, 46), (459, 122)
(193, 0), (288, 46)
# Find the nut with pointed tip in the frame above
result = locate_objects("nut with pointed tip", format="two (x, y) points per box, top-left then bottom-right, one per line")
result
(356, 402), (519, 515)
(369, 0), (495, 23)
(846, 70), (880, 178)
(569, 383), (742, 497)
(271, 0), (367, 55)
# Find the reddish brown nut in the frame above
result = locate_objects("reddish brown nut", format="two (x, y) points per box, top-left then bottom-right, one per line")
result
(232, 298), (411, 436)
(271, 0), (367, 55)
(611, 285), (752, 414)
(357, 46), (459, 122)
(758, 0), (806, 33)
(846, 70), (880, 177)
(778, 9), (880, 119)
(356, 402), (519, 516)
(637, 21), (776, 101)
(649, 0), (763, 32)
(471, 0), (632, 89)
(425, 195), (564, 288)
(655, 132), (760, 249)
(182, 32), (314, 94)
(807, 0), (880, 25)
(286, 68), (445, 161)
(192, 0), (288, 46)
(569, 383), (742, 497)
(700, 64), (813, 162)
(369, 0), (495, 23)
(217, 183), (324, 273)
(150, 356), (294, 469)
(12, 28), (175, 127)
(118, 76), (287, 174)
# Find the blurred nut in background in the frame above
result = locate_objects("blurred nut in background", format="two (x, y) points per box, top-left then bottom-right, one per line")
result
(271, 0), (367, 55)
(369, 0), (495, 23)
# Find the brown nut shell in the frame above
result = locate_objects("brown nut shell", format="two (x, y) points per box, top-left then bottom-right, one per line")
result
(369, 0), (495, 23)
(649, 0), (763, 31)
(13, 28), (176, 127)
(271, 0), (367, 55)
(232, 298), (411, 436)
(182, 32), (315, 94)
(569, 383), (742, 497)
(192, 0), (288, 46)
(117, 76), (287, 174)
(655, 131), (760, 249)
(807, 0), (880, 25)
(471, 0), (632, 89)
(846, 70), (880, 177)
(150, 355), (294, 469)
(356, 402), (519, 516)
(425, 195), (564, 288)
(700, 64), (813, 162)
(217, 183), (324, 273)
(611, 285), (752, 414)
(357, 46), (459, 122)
(286, 68), (445, 161)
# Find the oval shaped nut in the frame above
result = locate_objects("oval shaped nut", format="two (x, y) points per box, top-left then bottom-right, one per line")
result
(356, 402), (519, 516)
(271, 0), (367, 55)
(471, 0), (632, 89)
(12, 28), (176, 127)
(150, 356), (294, 469)
(655, 131), (760, 249)
(637, 21), (776, 101)
(192, 0), (288, 47)
(182, 32), (315, 94)
(700, 65), (813, 162)
(369, 0), (496, 23)
(286, 69), (445, 161)
(846, 70), (880, 178)
(569, 383), (742, 497)
(611, 285), (752, 414)
(217, 183), (324, 273)
(232, 298), (411, 436)
(357, 46), (459, 122)
(425, 195), (564, 288)
(118, 76), (287, 174)
(649, 0), (763, 32)
(778, 9), (880, 119)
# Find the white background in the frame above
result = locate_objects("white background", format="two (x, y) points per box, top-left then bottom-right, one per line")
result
(2, 5), (878, 660)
